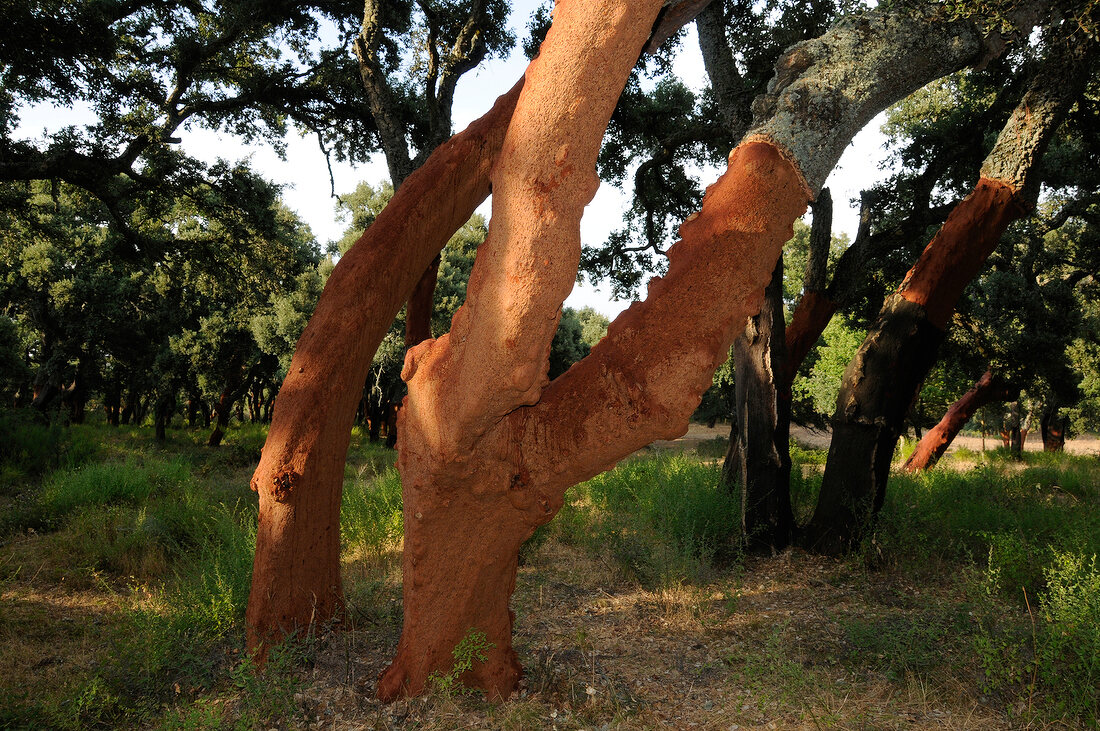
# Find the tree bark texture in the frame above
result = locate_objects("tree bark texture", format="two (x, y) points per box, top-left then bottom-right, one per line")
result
(246, 0), (1037, 692)
(384, 0), (1002, 669)
(1041, 403), (1067, 452)
(729, 260), (793, 552)
(381, 0), (670, 698)
(902, 369), (1013, 471)
(245, 78), (521, 654)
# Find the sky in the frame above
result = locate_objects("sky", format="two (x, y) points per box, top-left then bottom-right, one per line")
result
(18, 1), (895, 319)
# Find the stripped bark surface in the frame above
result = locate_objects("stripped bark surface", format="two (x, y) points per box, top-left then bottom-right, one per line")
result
(246, 0), (720, 657)
(904, 369), (1013, 471)
(246, 0), (1062, 697)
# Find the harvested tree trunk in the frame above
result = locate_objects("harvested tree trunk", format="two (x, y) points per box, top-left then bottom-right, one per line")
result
(245, 1), (717, 656)
(803, 29), (1091, 554)
(247, 0), (1020, 698)
(381, 0), (671, 698)
(384, 3), (1008, 698)
(903, 369), (1013, 471)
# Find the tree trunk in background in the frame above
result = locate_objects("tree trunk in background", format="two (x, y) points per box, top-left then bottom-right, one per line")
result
(1007, 400), (1024, 459)
(405, 255), (440, 349)
(120, 390), (135, 425)
(903, 369), (1012, 471)
(65, 356), (88, 424)
(1041, 402), (1067, 452)
(104, 382), (121, 426)
(804, 294), (947, 553)
(154, 395), (173, 441)
(804, 179), (1026, 554)
(728, 260), (793, 552)
(208, 352), (247, 448)
(723, 187), (830, 551)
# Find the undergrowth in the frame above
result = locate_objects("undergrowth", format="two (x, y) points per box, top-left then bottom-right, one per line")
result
(554, 454), (740, 588)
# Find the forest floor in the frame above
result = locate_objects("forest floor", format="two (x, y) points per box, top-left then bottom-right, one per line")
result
(1, 420), (1098, 729)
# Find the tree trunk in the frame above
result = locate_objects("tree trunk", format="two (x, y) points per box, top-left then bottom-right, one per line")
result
(154, 395), (174, 442)
(1007, 400), (1024, 459)
(802, 28), (1089, 554)
(803, 294), (948, 553)
(727, 260), (793, 553)
(246, 79), (523, 655)
(65, 357), (89, 424)
(104, 381), (121, 427)
(1041, 402), (1067, 452)
(903, 369), (1012, 471)
(248, 0), (713, 649)
(209, 360), (244, 447)
(803, 178), (1023, 555)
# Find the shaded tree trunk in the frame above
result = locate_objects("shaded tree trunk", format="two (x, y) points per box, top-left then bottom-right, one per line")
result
(104, 381), (121, 427)
(154, 394), (174, 442)
(903, 369), (1013, 471)
(1006, 400), (1025, 459)
(727, 259), (793, 553)
(1041, 402), (1067, 452)
(208, 353), (255, 447)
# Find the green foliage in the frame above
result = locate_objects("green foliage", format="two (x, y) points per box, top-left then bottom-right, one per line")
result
(36, 459), (190, 528)
(792, 316), (863, 418)
(975, 550), (1100, 723)
(0, 408), (96, 486)
(429, 628), (495, 695)
(548, 307), (590, 379)
(557, 454), (740, 587)
(694, 348), (734, 425)
(341, 467), (403, 558)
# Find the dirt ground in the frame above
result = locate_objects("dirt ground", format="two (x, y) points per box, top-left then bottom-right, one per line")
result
(650, 422), (1100, 457)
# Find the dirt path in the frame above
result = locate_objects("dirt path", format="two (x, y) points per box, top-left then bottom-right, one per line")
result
(649, 422), (1100, 457)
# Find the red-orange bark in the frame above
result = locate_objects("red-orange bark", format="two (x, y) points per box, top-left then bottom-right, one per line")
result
(903, 369), (1012, 472)
(780, 289), (837, 391)
(384, 138), (809, 699)
(898, 178), (1024, 328)
(382, 0), (669, 698)
(245, 79), (521, 653)
(245, 1), (718, 657)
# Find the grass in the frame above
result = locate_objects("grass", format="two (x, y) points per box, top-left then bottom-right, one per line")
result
(1, 413), (1098, 728)
(552, 454), (740, 588)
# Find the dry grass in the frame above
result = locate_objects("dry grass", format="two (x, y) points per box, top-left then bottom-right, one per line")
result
(267, 539), (1057, 730)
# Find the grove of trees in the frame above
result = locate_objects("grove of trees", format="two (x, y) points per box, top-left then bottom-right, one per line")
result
(2, 0), (1098, 705)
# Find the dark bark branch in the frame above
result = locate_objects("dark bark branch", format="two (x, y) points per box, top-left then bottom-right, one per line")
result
(696, 0), (749, 138)
(355, 0), (415, 185)
(804, 186), (832, 294)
